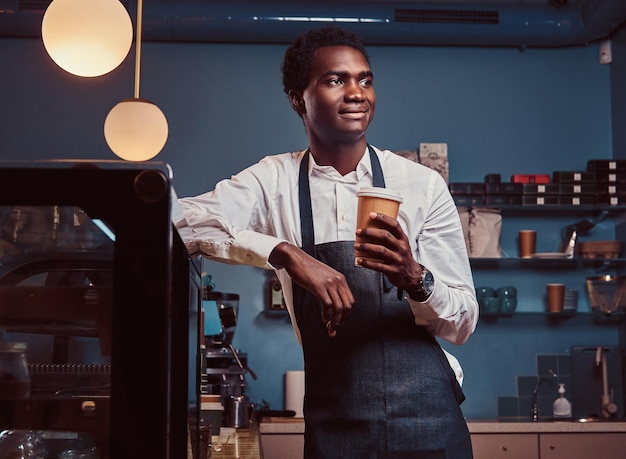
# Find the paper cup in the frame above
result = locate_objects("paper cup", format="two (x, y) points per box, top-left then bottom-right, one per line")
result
(546, 283), (565, 313)
(518, 230), (537, 258)
(355, 187), (403, 263)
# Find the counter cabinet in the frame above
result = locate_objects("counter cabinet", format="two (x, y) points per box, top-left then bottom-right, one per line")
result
(258, 418), (626, 459)
(471, 433), (537, 459)
(472, 432), (626, 459)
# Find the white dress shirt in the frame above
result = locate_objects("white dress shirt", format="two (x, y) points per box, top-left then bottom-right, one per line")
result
(175, 146), (478, 384)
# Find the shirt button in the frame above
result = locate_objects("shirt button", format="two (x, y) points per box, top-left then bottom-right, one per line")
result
(340, 213), (347, 221)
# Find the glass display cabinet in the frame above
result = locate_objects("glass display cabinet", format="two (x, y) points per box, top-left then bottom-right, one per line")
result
(0, 161), (201, 459)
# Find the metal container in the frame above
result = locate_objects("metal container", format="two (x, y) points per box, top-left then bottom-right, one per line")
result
(223, 395), (253, 428)
(586, 275), (626, 314)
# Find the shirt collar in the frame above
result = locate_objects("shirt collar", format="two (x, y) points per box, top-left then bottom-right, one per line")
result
(304, 147), (372, 182)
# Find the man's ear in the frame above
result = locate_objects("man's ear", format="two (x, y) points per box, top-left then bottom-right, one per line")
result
(288, 90), (305, 115)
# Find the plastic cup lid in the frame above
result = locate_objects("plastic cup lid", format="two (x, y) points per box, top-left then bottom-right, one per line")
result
(356, 187), (403, 202)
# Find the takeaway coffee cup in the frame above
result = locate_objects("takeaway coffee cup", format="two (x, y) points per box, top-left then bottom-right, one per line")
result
(518, 230), (537, 258)
(546, 283), (565, 313)
(355, 187), (403, 263)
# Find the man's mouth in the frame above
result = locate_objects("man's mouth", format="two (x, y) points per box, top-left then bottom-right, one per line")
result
(339, 109), (368, 119)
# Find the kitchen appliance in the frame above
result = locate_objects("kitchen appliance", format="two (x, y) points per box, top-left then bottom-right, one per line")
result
(558, 219), (595, 257)
(203, 291), (256, 428)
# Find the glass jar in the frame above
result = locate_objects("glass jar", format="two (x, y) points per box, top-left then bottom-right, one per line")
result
(0, 342), (31, 399)
(0, 430), (46, 458)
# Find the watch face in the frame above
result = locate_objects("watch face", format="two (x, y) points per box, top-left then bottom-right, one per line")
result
(423, 271), (435, 293)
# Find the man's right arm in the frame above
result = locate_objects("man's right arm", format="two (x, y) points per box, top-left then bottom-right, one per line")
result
(270, 242), (354, 337)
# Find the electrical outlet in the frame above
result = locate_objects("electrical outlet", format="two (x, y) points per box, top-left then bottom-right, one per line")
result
(267, 275), (286, 311)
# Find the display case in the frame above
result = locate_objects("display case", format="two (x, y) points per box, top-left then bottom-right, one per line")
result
(0, 161), (201, 459)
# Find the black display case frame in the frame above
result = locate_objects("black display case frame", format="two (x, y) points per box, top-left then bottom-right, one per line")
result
(0, 160), (201, 459)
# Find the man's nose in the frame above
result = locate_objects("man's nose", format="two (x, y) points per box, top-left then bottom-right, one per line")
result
(345, 82), (365, 100)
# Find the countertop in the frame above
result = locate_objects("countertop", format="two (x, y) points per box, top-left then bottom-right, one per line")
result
(466, 418), (626, 433)
(188, 427), (260, 459)
(196, 419), (626, 459)
(258, 417), (626, 434)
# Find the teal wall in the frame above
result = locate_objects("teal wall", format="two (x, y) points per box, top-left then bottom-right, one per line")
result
(0, 35), (622, 418)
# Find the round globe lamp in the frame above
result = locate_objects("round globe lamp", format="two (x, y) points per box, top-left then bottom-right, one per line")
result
(42, 0), (133, 77)
(104, 98), (169, 162)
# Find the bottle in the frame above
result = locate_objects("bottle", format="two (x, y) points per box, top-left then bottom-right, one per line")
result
(552, 383), (572, 418)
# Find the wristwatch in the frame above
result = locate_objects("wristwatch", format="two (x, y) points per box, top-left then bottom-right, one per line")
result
(406, 265), (435, 302)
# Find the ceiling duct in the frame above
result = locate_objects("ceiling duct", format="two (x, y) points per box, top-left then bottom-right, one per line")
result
(1, 0), (626, 47)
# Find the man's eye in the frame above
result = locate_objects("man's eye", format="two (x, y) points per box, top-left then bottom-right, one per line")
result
(360, 79), (373, 87)
(329, 78), (343, 85)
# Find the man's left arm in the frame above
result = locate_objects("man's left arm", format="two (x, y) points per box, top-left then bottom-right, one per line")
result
(355, 180), (478, 345)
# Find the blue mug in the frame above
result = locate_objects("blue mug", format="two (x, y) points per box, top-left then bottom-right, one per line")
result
(501, 298), (518, 313)
(496, 286), (517, 298)
(480, 296), (502, 313)
(476, 286), (496, 298)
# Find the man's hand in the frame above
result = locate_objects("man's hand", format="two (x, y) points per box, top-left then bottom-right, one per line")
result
(270, 242), (355, 337)
(355, 212), (423, 291)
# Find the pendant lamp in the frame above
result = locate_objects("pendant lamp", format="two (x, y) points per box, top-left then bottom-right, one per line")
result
(42, 0), (133, 78)
(104, 0), (168, 161)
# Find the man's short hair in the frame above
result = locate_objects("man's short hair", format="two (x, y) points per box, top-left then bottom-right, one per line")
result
(281, 26), (370, 96)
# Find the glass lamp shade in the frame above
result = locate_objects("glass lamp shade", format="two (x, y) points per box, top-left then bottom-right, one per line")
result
(41, 0), (133, 77)
(104, 98), (169, 161)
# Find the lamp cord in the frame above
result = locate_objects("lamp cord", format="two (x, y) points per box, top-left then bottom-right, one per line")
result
(134, 0), (143, 99)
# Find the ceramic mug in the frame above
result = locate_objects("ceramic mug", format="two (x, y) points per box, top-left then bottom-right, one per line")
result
(476, 286), (496, 298)
(496, 286), (517, 298)
(501, 298), (518, 313)
(480, 296), (502, 313)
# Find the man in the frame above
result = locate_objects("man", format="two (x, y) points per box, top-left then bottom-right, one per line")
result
(176, 26), (478, 459)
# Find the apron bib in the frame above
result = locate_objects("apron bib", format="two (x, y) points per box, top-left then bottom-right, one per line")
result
(293, 146), (472, 459)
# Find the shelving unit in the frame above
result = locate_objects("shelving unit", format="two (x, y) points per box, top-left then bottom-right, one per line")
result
(463, 199), (626, 420)
(466, 203), (626, 310)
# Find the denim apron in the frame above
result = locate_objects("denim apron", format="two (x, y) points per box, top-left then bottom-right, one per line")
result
(293, 146), (473, 459)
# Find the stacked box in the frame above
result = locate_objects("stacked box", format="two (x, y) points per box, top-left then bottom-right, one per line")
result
(588, 159), (626, 206)
(547, 171), (596, 206)
(510, 174), (550, 184)
(522, 184), (558, 195)
(484, 180), (522, 205)
(552, 171), (595, 183)
(521, 182), (558, 206)
(449, 159), (626, 207)
(449, 182), (486, 206)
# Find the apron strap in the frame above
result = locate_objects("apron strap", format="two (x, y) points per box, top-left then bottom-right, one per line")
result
(298, 148), (315, 256)
(298, 145), (384, 256)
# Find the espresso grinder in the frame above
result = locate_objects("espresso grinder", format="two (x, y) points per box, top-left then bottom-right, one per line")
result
(202, 289), (256, 428)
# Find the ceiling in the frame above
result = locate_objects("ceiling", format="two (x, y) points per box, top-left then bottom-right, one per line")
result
(0, 0), (623, 48)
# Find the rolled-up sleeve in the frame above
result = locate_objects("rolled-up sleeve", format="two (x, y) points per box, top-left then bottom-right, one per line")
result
(174, 158), (291, 269)
(406, 173), (479, 345)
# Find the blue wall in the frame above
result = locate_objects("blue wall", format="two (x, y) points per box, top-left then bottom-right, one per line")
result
(0, 36), (621, 418)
